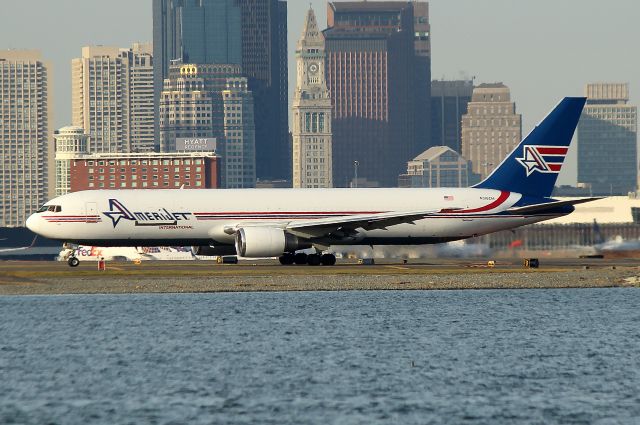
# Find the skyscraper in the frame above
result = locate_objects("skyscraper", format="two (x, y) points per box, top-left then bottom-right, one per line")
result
(461, 83), (522, 180)
(160, 63), (256, 188)
(159, 64), (214, 153)
(54, 126), (89, 197)
(324, 1), (431, 187)
(578, 83), (637, 195)
(222, 78), (256, 188)
(153, 0), (288, 181)
(125, 44), (156, 153)
(292, 7), (333, 188)
(0, 50), (53, 227)
(72, 44), (154, 153)
(413, 2), (432, 153)
(431, 80), (473, 153)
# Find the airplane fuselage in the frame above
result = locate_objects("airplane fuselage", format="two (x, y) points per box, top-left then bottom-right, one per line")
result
(26, 187), (569, 248)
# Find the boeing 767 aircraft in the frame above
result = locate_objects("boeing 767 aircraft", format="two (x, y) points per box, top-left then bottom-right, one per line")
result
(27, 97), (597, 266)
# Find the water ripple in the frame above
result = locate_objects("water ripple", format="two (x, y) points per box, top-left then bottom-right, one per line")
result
(1, 288), (639, 424)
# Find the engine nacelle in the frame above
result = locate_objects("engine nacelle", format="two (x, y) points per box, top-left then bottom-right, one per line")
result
(235, 227), (309, 257)
(191, 245), (237, 256)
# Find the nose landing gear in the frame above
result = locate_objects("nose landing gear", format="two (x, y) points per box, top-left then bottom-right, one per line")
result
(62, 243), (80, 267)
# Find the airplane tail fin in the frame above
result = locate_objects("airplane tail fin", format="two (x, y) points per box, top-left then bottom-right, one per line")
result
(474, 97), (586, 198)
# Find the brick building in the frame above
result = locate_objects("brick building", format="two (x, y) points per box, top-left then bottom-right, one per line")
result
(69, 152), (219, 192)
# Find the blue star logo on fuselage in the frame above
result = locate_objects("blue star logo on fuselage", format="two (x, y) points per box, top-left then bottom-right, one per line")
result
(103, 199), (135, 228)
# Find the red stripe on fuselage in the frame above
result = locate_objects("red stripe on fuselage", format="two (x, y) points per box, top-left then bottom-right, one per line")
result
(442, 191), (511, 214)
(193, 211), (382, 216)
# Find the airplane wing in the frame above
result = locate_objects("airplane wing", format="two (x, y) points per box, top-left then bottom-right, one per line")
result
(506, 197), (602, 214)
(285, 209), (442, 238)
(0, 247), (30, 253)
(0, 235), (38, 253)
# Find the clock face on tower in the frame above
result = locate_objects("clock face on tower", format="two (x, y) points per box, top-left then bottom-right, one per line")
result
(308, 63), (319, 75)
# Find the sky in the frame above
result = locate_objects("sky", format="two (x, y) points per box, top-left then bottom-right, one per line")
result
(1, 0), (638, 185)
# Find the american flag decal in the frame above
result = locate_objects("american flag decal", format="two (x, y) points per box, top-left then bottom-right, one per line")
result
(444, 195), (454, 201)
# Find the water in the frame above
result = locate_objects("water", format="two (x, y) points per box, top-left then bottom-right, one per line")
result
(1, 289), (639, 424)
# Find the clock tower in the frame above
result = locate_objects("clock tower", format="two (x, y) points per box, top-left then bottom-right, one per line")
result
(292, 7), (332, 188)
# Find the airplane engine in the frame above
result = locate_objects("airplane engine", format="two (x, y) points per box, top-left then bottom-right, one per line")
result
(235, 227), (309, 257)
(191, 245), (237, 256)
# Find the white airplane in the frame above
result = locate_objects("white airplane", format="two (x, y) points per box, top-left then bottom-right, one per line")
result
(27, 97), (598, 266)
(57, 245), (202, 266)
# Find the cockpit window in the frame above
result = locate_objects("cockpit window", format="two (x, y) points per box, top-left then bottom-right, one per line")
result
(38, 205), (62, 213)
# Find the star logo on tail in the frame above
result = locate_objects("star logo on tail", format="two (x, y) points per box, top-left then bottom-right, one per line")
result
(516, 145), (567, 176)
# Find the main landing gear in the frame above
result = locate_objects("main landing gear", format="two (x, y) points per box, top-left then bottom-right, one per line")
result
(278, 252), (337, 266)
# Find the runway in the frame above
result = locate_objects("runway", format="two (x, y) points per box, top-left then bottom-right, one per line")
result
(0, 257), (638, 295)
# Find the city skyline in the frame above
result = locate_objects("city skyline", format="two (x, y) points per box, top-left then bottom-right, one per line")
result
(1, 0), (639, 186)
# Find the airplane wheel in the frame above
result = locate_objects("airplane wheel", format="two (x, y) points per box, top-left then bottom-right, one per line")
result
(294, 253), (308, 265)
(68, 257), (80, 267)
(321, 253), (337, 266)
(307, 254), (321, 266)
(279, 253), (294, 265)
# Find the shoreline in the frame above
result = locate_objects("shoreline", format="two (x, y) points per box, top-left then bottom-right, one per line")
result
(1, 260), (638, 295)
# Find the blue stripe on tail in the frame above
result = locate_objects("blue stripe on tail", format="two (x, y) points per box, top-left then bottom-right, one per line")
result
(474, 97), (586, 197)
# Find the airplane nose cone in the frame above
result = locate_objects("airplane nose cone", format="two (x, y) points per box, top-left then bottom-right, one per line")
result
(26, 214), (39, 233)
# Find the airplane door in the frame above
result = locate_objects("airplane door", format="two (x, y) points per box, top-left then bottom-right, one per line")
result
(85, 202), (98, 223)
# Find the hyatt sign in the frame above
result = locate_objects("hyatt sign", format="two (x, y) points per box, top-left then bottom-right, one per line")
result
(176, 137), (217, 152)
